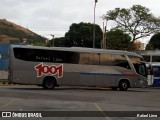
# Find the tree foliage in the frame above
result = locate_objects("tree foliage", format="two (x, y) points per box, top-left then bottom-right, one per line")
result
(47, 37), (66, 47)
(103, 5), (160, 42)
(64, 22), (103, 48)
(54, 37), (66, 47)
(146, 33), (160, 50)
(106, 29), (134, 50)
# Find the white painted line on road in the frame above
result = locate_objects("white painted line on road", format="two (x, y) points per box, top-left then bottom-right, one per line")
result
(93, 103), (112, 120)
(0, 99), (15, 109)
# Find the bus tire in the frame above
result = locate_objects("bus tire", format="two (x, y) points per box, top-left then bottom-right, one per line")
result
(43, 77), (56, 89)
(119, 80), (129, 91)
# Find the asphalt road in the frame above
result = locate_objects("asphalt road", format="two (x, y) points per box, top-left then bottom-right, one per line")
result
(0, 86), (160, 120)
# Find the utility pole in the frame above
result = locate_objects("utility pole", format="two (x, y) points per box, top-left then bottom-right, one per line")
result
(101, 21), (107, 49)
(101, 22), (105, 49)
(51, 35), (54, 47)
(93, 0), (98, 48)
(105, 19), (107, 49)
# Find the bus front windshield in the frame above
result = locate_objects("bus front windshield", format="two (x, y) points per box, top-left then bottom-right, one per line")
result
(129, 56), (147, 77)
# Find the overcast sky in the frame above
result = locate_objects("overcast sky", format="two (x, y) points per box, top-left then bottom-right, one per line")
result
(1, 0), (160, 44)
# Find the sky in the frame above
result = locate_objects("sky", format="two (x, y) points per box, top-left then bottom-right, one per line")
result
(0, 0), (160, 44)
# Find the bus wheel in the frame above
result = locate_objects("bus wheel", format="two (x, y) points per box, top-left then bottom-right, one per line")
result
(119, 80), (129, 91)
(43, 77), (56, 89)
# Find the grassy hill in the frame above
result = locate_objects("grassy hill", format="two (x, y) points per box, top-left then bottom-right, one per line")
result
(0, 19), (46, 45)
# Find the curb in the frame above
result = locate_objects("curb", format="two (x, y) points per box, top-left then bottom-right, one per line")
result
(0, 82), (20, 86)
(0, 80), (22, 86)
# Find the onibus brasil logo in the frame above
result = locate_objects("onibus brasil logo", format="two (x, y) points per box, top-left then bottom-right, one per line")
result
(35, 63), (63, 78)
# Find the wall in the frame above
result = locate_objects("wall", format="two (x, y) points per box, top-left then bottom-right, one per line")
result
(0, 43), (10, 70)
(0, 70), (8, 79)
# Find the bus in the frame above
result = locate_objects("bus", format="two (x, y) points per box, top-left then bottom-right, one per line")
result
(8, 45), (148, 91)
(142, 55), (160, 63)
(145, 63), (160, 87)
(140, 51), (160, 86)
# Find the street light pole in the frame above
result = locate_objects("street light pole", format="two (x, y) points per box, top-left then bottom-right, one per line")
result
(105, 19), (107, 49)
(93, 0), (98, 48)
(51, 35), (54, 47)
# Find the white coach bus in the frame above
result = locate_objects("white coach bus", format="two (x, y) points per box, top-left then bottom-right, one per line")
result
(8, 45), (147, 91)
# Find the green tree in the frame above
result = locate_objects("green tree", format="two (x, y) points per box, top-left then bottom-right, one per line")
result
(103, 5), (160, 42)
(26, 34), (46, 45)
(65, 22), (103, 48)
(146, 33), (160, 50)
(33, 42), (46, 46)
(106, 29), (134, 50)
(54, 37), (66, 47)
(47, 37), (66, 47)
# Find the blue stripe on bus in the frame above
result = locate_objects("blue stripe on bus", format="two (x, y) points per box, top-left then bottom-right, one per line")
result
(80, 72), (123, 76)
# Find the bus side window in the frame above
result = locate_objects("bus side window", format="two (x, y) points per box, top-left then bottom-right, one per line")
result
(93, 53), (99, 65)
(142, 55), (150, 62)
(152, 56), (160, 62)
(78, 53), (93, 65)
(112, 55), (130, 69)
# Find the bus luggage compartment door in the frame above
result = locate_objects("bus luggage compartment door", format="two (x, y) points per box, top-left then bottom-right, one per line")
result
(80, 72), (95, 86)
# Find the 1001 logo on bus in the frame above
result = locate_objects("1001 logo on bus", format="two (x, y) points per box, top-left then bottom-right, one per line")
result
(35, 63), (63, 78)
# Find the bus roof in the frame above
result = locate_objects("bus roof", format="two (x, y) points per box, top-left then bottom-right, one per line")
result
(10, 45), (142, 57)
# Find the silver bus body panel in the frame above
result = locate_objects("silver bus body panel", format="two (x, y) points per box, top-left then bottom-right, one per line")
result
(8, 45), (147, 88)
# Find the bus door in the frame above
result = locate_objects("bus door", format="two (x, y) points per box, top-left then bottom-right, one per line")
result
(133, 63), (147, 87)
(152, 66), (160, 87)
(146, 63), (153, 86)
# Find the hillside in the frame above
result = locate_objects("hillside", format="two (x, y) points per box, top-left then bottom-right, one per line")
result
(0, 19), (46, 45)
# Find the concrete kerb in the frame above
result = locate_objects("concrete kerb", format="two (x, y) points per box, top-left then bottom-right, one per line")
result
(0, 80), (18, 86)
(0, 80), (26, 86)
(0, 71), (18, 85)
